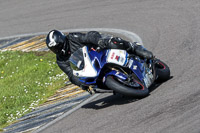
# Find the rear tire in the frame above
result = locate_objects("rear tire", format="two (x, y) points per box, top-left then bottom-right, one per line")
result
(105, 76), (149, 97)
(155, 59), (170, 82)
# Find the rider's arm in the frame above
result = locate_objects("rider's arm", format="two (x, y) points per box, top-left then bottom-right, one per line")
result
(69, 31), (133, 50)
(69, 31), (106, 48)
(56, 60), (82, 86)
(70, 31), (153, 59)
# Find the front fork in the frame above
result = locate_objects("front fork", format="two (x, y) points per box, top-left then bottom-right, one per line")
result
(102, 70), (128, 84)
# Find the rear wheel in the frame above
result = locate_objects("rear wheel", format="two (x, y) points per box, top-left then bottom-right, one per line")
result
(155, 59), (170, 82)
(105, 76), (149, 97)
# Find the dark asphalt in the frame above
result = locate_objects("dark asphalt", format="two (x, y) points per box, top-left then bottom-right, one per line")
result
(1, 0), (200, 133)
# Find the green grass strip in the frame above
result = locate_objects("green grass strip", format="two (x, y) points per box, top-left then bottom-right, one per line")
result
(0, 50), (67, 128)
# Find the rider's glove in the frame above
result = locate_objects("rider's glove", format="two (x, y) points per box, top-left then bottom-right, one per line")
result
(126, 42), (135, 52)
(109, 37), (124, 45)
(97, 38), (108, 49)
(97, 37), (124, 49)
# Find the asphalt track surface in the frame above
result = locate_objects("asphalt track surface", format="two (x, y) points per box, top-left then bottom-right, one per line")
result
(1, 0), (200, 133)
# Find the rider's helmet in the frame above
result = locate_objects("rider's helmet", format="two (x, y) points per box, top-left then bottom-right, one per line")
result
(46, 30), (67, 55)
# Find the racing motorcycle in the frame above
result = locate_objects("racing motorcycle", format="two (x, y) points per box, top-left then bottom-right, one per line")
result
(69, 46), (170, 97)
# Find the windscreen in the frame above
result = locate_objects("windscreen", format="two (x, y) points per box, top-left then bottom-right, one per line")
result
(69, 48), (85, 71)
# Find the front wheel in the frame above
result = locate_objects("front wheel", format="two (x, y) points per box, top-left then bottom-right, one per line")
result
(105, 76), (149, 97)
(155, 59), (170, 82)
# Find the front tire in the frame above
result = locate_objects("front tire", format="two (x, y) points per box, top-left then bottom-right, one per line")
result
(155, 59), (170, 82)
(105, 76), (149, 97)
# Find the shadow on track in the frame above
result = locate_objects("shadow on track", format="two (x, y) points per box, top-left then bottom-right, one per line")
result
(82, 77), (173, 110)
(82, 94), (138, 110)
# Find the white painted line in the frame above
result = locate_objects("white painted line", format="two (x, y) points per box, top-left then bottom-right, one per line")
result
(0, 28), (143, 45)
(33, 93), (101, 133)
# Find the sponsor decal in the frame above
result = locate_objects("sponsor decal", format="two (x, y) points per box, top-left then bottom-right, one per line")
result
(115, 55), (120, 61)
(128, 59), (133, 68)
(111, 52), (115, 59)
(120, 57), (124, 63)
(133, 65), (137, 70)
(144, 68), (153, 87)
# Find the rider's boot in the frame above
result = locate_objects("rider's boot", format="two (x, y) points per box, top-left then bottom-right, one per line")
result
(134, 45), (153, 60)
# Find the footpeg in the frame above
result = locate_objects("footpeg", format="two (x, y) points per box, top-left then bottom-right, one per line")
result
(93, 88), (113, 93)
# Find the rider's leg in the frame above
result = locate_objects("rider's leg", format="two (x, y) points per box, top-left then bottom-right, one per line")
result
(134, 45), (153, 60)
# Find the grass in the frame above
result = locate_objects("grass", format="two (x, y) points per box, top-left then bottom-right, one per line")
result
(0, 50), (67, 128)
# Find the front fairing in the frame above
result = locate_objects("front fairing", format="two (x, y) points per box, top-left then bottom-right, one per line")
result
(69, 46), (129, 85)
(69, 46), (98, 78)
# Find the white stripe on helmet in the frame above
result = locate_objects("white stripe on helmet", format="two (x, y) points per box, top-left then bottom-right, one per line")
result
(48, 31), (57, 47)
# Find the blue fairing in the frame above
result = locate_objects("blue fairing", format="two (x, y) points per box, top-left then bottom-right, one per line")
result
(104, 70), (128, 81)
(80, 49), (108, 85)
(70, 46), (151, 87)
(129, 59), (146, 83)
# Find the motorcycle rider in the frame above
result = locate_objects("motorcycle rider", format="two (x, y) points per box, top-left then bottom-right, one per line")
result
(46, 30), (153, 90)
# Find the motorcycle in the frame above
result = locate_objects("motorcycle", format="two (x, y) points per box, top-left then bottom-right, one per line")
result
(69, 46), (170, 97)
